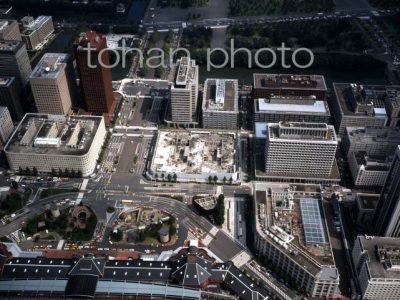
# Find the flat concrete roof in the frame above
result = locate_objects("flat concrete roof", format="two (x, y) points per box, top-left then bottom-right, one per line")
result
(203, 79), (238, 112)
(256, 97), (329, 115)
(357, 235), (400, 280)
(5, 114), (103, 156)
(333, 83), (392, 118)
(254, 73), (327, 91)
(31, 53), (69, 80)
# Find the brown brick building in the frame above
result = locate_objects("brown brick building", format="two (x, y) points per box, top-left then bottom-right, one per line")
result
(74, 31), (114, 114)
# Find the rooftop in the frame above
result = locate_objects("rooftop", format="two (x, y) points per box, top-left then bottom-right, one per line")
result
(203, 79), (238, 112)
(0, 244), (270, 300)
(268, 121), (337, 142)
(0, 40), (23, 53)
(0, 20), (16, 33)
(353, 152), (392, 171)
(357, 235), (400, 280)
(174, 57), (197, 88)
(356, 193), (379, 210)
(75, 31), (107, 50)
(4, 114), (103, 156)
(0, 76), (14, 87)
(30, 53), (70, 80)
(256, 96), (330, 115)
(333, 83), (390, 118)
(255, 184), (337, 277)
(254, 73), (327, 91)
(151, 130), (237, 175)
(21, 16), (51, 30)
(345, 126), (400, 144)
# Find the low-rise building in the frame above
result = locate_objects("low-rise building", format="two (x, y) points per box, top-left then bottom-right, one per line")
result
(331, 83), (389, 136)
(202, 79), (238, 130)
(148, 130), (240, 183)
(343, 126), (400, 157)
(254, 183), (340, 298)
(253, 73), (327, 99)
(0, 240), (269, 300)
(348, 152), (391, 188)
(20, 16), (54, 50)
(352, 235), (400, 300)
(254, 96), (331, 125)
(4, 114), (106, 177)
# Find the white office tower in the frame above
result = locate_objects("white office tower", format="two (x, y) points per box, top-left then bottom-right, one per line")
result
(170, 57), (199, 126)
(265, 122), (338, 179)
(30, 53), (73, 115)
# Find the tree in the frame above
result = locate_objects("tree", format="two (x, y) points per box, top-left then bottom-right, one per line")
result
(169, 225), (177, 236)
(208, 176), (213, 184)
(58, 168), (63, 177)
(155, 173), (158, 181)
(161, 173), (165, 181)
(167, 174), (172, 182)
(18, 167), (23, 175)
(25, 167), (31, 176)
(173, 173), (177, 182)
(64, 168), (70, 177)
(229, 177), (233, 185)
(77, 170), (82, 178)
(223, 176), (227, 185)
(70, 169), (76, 178)
(213, 175), (218, 184)
(215, 194), (225, 226)
(10, 180), (19, 190)
(32, 167), (38, 176)
(51, 168), (57, 176)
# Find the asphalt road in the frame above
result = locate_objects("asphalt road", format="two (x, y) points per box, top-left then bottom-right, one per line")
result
(143, 8), (398, 31)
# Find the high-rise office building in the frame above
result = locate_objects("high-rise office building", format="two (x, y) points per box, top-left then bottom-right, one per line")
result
(20, 16), (54, 50)
(265, 122), (338, 179)
(0, 20), (21, 41)
(331, 83), (389, 136)
(30, 53), (74, 115)
(0, 76), (24, 121)
(202, 79), (238, 130)
(0, 106), (14, 146)
(342, 126), (400, 157)
(170, 57), (199, 126)
(352, 235), (400, 300)
(373, 146), (400, 237)
(0, 40), (32, 87)
(74, 31), (114, 114)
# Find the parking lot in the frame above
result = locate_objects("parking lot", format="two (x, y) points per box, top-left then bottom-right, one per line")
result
(120, 80), (169, 127)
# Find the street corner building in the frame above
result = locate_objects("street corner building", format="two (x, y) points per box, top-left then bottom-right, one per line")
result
(4, 113), (106, 177)
(253, 183), (340, 298)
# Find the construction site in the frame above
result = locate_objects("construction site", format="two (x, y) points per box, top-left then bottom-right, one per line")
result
(148, 130), (240, 183)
